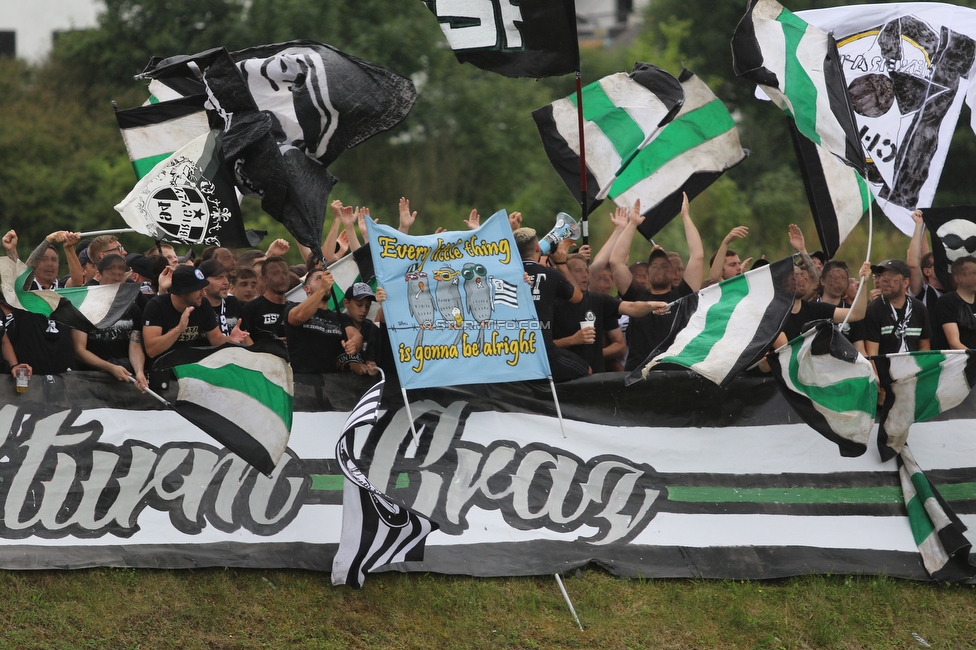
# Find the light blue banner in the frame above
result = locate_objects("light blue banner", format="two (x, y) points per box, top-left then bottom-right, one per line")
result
(366, 211), (550, 389)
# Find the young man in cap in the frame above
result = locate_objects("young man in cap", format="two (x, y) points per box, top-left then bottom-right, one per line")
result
(71, 254), (148, 391)
(142, 265), (248, 362)
(863, 259), (932, 355)
(283, 267), (362, 374)
(199, 258), (248, 341)
(240, 256), (291, 343)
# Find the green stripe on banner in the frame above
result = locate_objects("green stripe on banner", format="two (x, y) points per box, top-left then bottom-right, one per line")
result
(569, 82), (645, 159)
(658, 275), (750, 368)
(14, 270), (55, 316)
(132, 153), (171, 179)
(777, 8), (820, 145)
(173, 364), (294, 429)
(913, 353), (946, 422)
(857, 173), (871, 212)
(54, 285), (90, 310)
(669, 485), (904, 504)
(905, 493), (935, 546)
(787, 343), (876, 415)
(310, 474), (344, 490)
(610, 99), (735, 197)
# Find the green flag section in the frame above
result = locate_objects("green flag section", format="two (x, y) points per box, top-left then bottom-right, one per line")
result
(732, 0), (864, 173)
(115, 95), (210, 179)
(898, 446), (976, 582)
(0, 258), (140, 331)
(284, 250), (378, 314)
(618, 70), (748, 242)
(788, 120), (871, 259)
(627, 256), (795, 388)
(768, 319), (877, 458)
(532, 63), (684, 215)
(155, 341), (294, 476)
(875, 350), (976, 461)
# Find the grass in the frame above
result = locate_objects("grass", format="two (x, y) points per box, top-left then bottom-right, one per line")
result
(0, 569), (971, 649)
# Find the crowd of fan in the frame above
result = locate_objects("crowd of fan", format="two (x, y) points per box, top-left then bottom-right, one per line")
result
(1, 194), (972, 391)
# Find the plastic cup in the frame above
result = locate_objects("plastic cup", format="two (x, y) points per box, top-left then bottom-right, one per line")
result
(15, 367), (28, 393)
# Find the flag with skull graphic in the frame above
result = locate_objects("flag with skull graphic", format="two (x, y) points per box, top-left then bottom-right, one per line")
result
(922, 206), (976, 289)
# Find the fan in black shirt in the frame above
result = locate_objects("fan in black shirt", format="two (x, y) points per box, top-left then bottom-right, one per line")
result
(932, 256), (976, 350)
(240, 257), (292, 343)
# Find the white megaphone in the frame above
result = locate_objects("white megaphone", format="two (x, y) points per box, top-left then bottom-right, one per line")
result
(538, 212), (581, 255)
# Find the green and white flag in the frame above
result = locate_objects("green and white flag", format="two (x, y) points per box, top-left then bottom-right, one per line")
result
(768, 319), (877, 457)
(897, 445), (976, 582)
(0, 258), (140, 331)
(875, 350), (976, 461)
(154, 341), (294, 476)
(115, 95), (210, 179)
(627, 256), (795, 388)
(732, 0), (864, 172)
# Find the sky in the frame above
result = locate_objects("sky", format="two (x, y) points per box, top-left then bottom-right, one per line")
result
(0, 0), (100, 62)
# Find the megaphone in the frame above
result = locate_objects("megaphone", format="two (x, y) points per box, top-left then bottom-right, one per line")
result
(538, 212), (581, 255)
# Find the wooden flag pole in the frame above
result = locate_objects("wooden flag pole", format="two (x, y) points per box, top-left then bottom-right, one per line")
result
(575, 71), (589, 247)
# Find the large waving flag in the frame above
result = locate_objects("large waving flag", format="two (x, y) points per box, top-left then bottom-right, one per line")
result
(874, 350), (976, 461)
(921, 206), (976, 291)
(332, 374), (438, 588)
(115, 95), (210, 180)
(533, 63), (684, 214)
(898, 446), (976, 582)
(788, 121), (872, 259)
(422, 0), (579, 78)
(114, 129), (264, 249)
(153, 341), (294, 476)
(0, 258), (141, 331)
(732, 0), (864, 173)
(139, 41), (417, 248)
(627, 256), (795, 387)
(768, 319), (878, 457)
(797, 3), (976, 235)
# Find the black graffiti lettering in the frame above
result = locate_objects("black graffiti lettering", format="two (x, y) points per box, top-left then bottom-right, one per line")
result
(0, 405), (307, 539)
(364, 402), (666, 545)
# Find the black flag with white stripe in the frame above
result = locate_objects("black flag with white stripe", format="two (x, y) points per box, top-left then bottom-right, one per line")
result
(331, 373), (438, 588)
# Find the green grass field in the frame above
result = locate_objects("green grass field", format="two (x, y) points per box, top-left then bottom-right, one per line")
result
(0, 569), (973, 649)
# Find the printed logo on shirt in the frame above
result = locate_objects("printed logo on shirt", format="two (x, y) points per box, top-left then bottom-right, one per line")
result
(263, 314), (280, 325)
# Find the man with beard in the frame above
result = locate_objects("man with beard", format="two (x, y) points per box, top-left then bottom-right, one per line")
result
(71, 254), (147, 391)
(241, 256), (292, 343)
(283, 267), (362, 374)
(609, 195), (704, 373)
(199, 259), (249, 343)
(863, 259), (932, 355)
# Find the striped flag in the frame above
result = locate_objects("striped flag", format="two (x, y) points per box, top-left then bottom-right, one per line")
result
(732, 0), (864, 173)
(490, 277), (519, 309)
(875, 350), (976, 461)
(768, 319), (878, 458)
(115, 95), (210, 179)
(789, 121), (872, 259)
(0, 258), (141, 331)
(627, 256), (795, 387)
(532, 63), (684, 214)
(332, 374), (438, 588)
(898, 446), (976, 582)
(153, 341), (294, 476)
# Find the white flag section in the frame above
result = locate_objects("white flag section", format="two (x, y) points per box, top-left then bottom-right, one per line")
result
(797, 3), (976, 234)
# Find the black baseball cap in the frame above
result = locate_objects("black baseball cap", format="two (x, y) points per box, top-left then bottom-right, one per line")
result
(126, 253), (154, 278)
(647, 248), (671, 265)
(346, 282), (376, 301)
(198, 258), (228, 278)
(871, 259), (911, 278)
(169, 265), (209, 295)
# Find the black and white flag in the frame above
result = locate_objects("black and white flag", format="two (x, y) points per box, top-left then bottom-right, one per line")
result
(490, 277), (519, 309)
(423, 0), (579, 78)
(922, 206), (976, 291)
(331, 374), (438, 588)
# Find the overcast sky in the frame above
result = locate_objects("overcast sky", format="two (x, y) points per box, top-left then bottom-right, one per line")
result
(0, 0), (100, 62)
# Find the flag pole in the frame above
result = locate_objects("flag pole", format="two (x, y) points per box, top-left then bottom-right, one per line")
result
(128, 376), (171, 407)
(78, 228), (137, 238)
(575, 71), (589, 247)
(840, 189), (874, 331)
(547, 375), (568, 439)
(554, 573), (584, 631)
(400, 387), (422, 448)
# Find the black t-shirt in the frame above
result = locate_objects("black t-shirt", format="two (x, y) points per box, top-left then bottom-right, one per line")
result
(552, 291), (622, 373)
(781, 300), (836, 342)
(863, 296), (932, 354)
(283, 304), (354, 374)
(915, 283), (942, 312)
(621, 280), (692, 372)
(933, 292), (976, 349)
(241, 296), (289, 342)
(83, 303), (142, 363)
(5, 310), (74, 374)
(213, 296), (242, 337)
(142, 294), (219, 358)
(524, 261), (577, 350)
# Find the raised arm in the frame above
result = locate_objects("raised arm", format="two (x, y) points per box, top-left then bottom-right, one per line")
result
(609, 199), (642, 296)
(339, 206), (361, 253)
(708, 226), (749, 283)
(789, 223), (820, 287)
(2, 230), (18, 261)
(832, 261), (873, 323)
(398, 197), (417, 235)
(63, 232), (83, 288)
(907, 209), (925, 296)
(589, 206), (628, 282)
(680, 193), (704, 291)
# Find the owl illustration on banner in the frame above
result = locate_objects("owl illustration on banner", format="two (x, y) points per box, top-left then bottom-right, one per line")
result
(405, 264), (435, 349)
